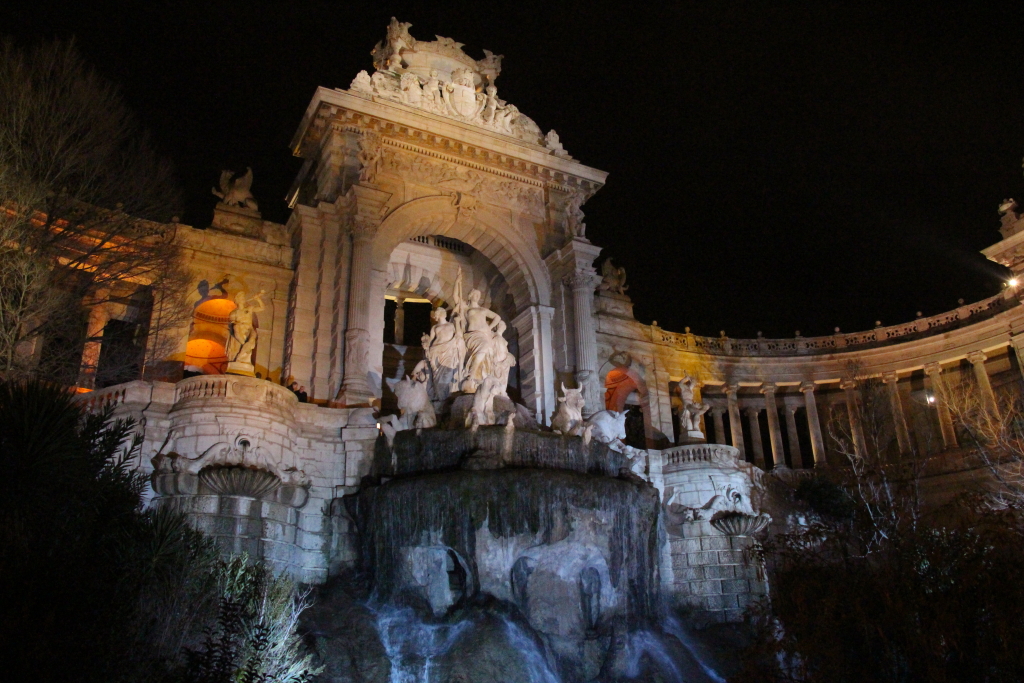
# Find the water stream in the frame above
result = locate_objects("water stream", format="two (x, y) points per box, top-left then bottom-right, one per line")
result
(370, 604), (563, 683)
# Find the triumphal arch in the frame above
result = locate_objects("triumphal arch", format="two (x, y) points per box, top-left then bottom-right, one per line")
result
(283, 18), (608, 421)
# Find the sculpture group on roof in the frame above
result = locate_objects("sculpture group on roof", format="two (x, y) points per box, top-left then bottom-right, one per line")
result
(350, 18), (570, 157)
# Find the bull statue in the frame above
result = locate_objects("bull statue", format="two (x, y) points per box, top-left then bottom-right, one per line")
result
(585, 409), (647, 478)
(551, 382), (587, 436)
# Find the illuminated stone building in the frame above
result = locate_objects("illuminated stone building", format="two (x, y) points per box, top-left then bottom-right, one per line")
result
(79, 19), (1024, 625)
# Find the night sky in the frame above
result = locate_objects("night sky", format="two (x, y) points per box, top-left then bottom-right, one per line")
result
(4, 1), (1024, 339)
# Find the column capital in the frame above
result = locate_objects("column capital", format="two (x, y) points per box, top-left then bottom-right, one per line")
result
(799, 380), (817, 393)
(966, 350), (988, 365)
(840, 379), (858, 391)
(562, 269), (601, 291)
(724, 383), (739, 397)
(923, 361), (943, 376)
(745, 406), (762, 417)
(881, 371), (900, 384)
(760, 382), (778, 395)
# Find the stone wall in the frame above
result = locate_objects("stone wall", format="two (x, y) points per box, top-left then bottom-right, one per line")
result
(667, 523), (768, 625)
(77, 375), (378, 584)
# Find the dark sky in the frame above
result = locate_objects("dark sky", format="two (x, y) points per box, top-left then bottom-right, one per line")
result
(5, 1), (1024, 338)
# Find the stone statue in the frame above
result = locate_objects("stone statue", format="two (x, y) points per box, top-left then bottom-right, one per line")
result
(225, 290), (265, 367)
(458, 288), (506, 393)
(677, 373), (709, 435)
(421, 307), (466, 401)
(565, 190), (586, 237)
(597, 258), (628, 295)
(349, 19), (545, 146)
(551, 383), (586, 436)
(546, 130), (570, 158)
(212, 167), (258, 211)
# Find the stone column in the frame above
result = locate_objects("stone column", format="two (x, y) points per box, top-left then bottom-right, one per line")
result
(746, 407), (766, 468)
(924, 362), (958, 449)
(784, 405), (803, 467)
(1010, 334), (1024, 382)
(800, 381), (826, 466)
(512, 305), (557, 426)
(393, 297), (405, 346)
(78, 301), (111, 389)
(881, 372), (912, 454)
(761, 383), (786, 469)
(712, 407), (726, 446)
(725, 384), (745, 458)
(966, 350), (999, 417)
(335, 185), (390, 407)
(564, 268), (603, 416)
(841, 380), (868, 458)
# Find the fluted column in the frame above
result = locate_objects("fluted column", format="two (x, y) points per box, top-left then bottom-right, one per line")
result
(924, 362), (958, 449)
(564, 268), (603, 416)
(966, 350), (999, 417)
(841, 380), (868, 458)
(725, 384), (745, 458)
(761, 383), (786, 469)
(335, 185), (390, 406)
(712, 407), (726, 446)
(800, 381), (826, 466)
(881, 372), (912, 454)
(336, 224), (376, 405)
(784, 405), (803, 467)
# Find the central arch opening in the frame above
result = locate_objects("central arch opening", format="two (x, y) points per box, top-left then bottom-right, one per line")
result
(378, 235), (521, 414)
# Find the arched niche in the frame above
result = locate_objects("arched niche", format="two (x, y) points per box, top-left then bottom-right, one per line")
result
(185, 297), (259, 375)
(371, 195), (551, 313)
(599, 353), (659, 448)
(363, 195), (554, 421)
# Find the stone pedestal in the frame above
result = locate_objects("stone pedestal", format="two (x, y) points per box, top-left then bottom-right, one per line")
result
(212, 203), (264, 239)
(226, 360), (256, 377)
(595, 291), (634, 319)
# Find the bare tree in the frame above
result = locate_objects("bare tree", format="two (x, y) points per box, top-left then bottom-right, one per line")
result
(0, 38), (190, 384)
(824, 365), (923, 549)
(941, 370), (1024, 512)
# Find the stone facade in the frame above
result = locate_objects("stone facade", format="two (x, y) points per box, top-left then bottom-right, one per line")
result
(73, 19), (1024, 626)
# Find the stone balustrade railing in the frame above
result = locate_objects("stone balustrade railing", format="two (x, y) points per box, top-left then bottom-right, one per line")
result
(77, 385), (129, 413)
(175, 374), (298, 407)
(661, 443), (741, 470)
(651, 292), (1012, 357)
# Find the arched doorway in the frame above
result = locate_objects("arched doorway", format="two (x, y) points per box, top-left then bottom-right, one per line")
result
(338, 195), (554, 421)
(378, 234), (522, 412)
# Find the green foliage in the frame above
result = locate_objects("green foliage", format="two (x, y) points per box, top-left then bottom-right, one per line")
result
(181, 556), (320, 683)
(0, 380), (319, 682)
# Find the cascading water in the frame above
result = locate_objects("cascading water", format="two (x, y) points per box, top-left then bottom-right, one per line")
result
(338, 422), (704, 681)
(369, 603), (563, 683)
(662, 616), (728, 683)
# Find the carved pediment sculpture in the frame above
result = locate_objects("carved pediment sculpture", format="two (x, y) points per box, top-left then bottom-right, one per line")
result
(350, 18), (548, 148)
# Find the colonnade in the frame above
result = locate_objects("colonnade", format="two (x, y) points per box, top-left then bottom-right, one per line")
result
(696, 348), (1006, 470)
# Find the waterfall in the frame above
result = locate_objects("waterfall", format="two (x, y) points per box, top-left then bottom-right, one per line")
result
(371, 605), (472, 683)
(662, 616), (728, 683)
(370, 604), (563, 683)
